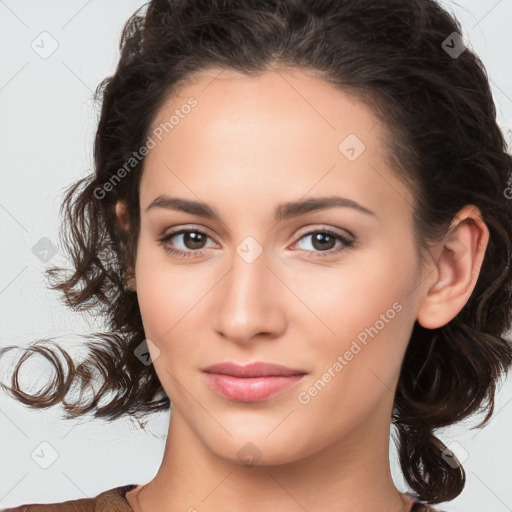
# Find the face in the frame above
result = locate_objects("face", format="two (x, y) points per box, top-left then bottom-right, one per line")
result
(126, 67), (429, 466)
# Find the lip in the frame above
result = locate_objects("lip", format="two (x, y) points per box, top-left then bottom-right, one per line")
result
(202, 362), (307, 402)
(202, 362), (306, 377)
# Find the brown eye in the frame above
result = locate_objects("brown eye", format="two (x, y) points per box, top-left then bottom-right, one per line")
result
(180, 231), (207, 250)
(310, 232), (337, 251)
(293, 229), (354, 258)
(158, 228), (214, 258)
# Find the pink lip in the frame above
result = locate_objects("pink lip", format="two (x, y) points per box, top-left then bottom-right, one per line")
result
(202, 362), (307, 402)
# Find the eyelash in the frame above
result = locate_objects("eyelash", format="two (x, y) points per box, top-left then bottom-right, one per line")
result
(157, 226), (354, 259)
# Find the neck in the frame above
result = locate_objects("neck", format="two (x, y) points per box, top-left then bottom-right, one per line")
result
(130, 404), (411, 512)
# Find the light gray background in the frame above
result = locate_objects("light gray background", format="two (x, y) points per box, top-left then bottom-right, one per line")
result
(0, 1), (511, 510)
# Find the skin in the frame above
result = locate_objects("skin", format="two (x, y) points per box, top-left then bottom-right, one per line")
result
(115, 66), (489, 512)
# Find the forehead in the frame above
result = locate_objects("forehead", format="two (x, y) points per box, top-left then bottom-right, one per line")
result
(148, 66), (381, 152)
(139, 67), (412, 221)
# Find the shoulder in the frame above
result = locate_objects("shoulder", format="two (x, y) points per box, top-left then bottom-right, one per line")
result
(407, 493), (449, 512)
(411, 505), (448, 512)
(411, 504), (444, 511)
(1, 484), (137, 512)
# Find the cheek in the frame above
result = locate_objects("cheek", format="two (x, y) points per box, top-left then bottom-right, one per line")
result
(293, 299), (414, 444)
(134, 250), (195, 399)
(134, 244), (206, 340)
(291, 244), (417, 400)
(288, 250), (414, 347)
(133, 245), (219, 398)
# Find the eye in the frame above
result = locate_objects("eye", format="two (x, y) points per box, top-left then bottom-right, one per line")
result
(157, 228), (215, 258)
(157, 226), (354, 259)
(291, 228), (354, 258)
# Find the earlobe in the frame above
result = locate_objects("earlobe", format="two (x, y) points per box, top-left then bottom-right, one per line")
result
(125, 274), (137, 292)
(416, 205), (489, 329)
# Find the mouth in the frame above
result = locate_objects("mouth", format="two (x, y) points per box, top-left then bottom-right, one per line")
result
(202, 362), (307, 402)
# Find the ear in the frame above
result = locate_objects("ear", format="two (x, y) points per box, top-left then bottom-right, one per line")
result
(115, 200), (137, 292)
(115, 200), (130, 231)
(416, 205), (489, 329)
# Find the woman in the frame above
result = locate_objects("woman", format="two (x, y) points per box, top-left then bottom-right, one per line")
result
(1, 0), (511, 511)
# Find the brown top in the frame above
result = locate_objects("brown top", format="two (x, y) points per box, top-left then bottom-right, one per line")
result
(1, 485), (136, 512)
(1, 485), (445, 511)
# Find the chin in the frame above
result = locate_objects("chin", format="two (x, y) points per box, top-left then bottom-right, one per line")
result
(200, 428), (311, 468)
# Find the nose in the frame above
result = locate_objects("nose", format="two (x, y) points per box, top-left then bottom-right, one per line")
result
(212, 242), (287, 345)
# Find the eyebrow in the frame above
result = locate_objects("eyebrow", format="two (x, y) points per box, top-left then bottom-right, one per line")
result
(145, 194), (376, 221)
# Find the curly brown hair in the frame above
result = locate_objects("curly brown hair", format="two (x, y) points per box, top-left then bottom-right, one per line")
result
(1, 0), (511, 505)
